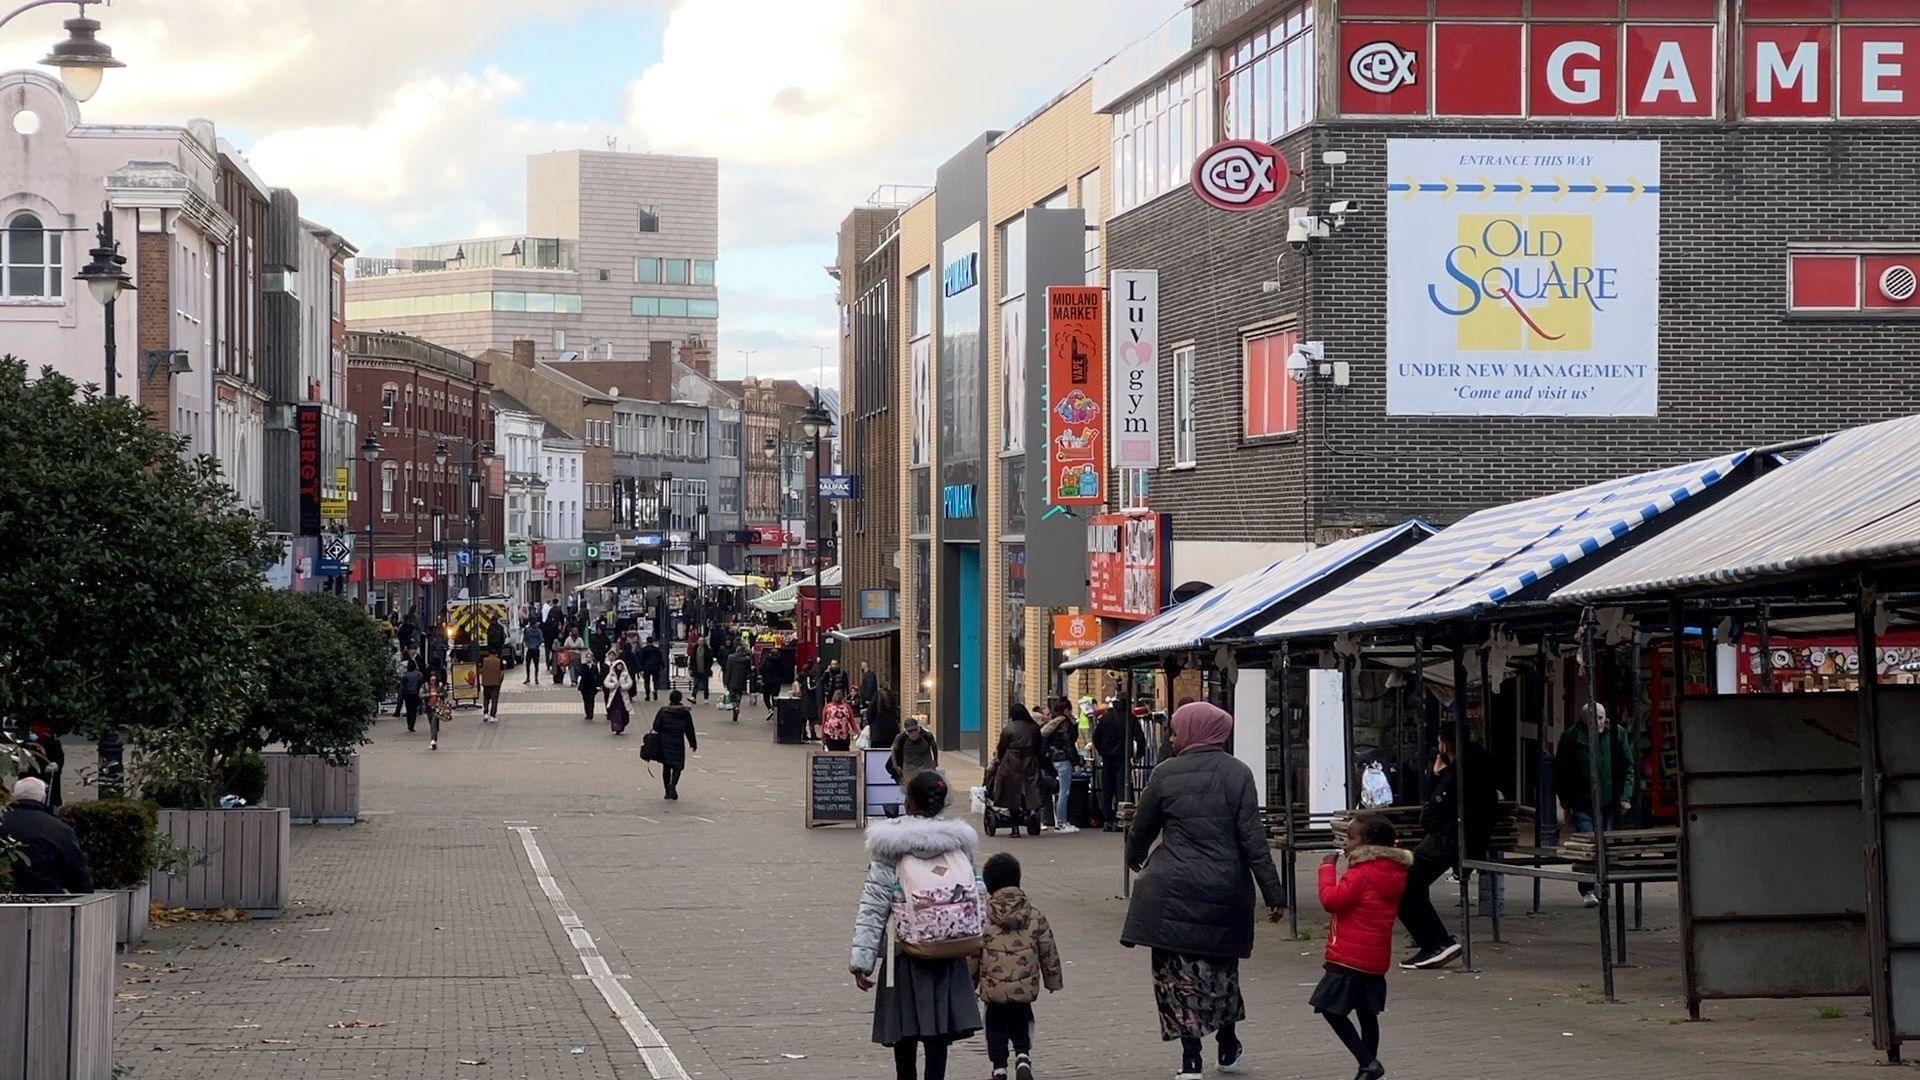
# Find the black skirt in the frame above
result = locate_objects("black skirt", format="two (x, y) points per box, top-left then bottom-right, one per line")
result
(1309, 966), (1388, 1017)
(872, 953), (982, 1046)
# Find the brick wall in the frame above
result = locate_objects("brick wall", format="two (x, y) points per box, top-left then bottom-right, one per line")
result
(135, 232), (173, 432)
(1108, 121), (1920, 544)
(836, 207), (900, 684)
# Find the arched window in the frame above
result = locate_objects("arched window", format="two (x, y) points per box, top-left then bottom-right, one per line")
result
(2, 212), (61, 300)
(380, 462), (398, 513)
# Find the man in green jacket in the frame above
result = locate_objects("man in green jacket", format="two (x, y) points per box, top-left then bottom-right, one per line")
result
(1554, 702), (1635, 906)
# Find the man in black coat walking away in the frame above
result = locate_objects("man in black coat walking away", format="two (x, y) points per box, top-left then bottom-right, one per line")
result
(0, 777), (92, 893)
(650, 690), (699, 800)
(1397, 729), (1497, 970)
(724, 643), (754, 721)
(1093, 697), (1149, 832)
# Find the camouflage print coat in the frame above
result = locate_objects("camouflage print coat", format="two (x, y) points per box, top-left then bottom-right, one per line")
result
(971, 887), (1064, 1005)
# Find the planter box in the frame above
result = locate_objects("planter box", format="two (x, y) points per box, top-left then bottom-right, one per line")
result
(262, 751), (361, 824)
(150, 807), (289, 917)
(110, 883), (149, 948)
(0, 892), (116, 1080)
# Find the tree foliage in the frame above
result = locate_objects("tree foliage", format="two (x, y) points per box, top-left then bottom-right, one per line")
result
(245, 590), (387, 764)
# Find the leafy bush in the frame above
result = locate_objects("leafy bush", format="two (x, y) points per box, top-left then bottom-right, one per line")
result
(223, 749), (267, 805)
(59, 798), (156, 890)
(244, 591), (384, 764)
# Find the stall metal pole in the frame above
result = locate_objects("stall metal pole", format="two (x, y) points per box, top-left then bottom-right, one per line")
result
(1856, 576), (1898, 1061)
(1122, 669), (1134, 900)
(1478, 641), (1501, 940)
(1414, 631), (1431, 801)
(1669, 598), (1701, 1021)
(1281, 639), (1300, 939)
(1757, 600), (1773, 688)
(1451, 640), (1476, 972)
(1341, 651), (1357, 808)
(1582, 607), (1617, 1003)
(1629, 630), (1648, 928)
(1534, 636), (1551, 914)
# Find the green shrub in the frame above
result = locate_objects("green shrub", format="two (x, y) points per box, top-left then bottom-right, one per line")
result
(223, 749), (267, 805)
(58, 798), (156, 890)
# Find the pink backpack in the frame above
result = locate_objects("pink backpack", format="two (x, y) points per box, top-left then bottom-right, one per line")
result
(890, 848), (986, 960)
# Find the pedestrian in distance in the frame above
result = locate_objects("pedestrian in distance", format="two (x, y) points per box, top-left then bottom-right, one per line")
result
(560, 626), (583, 688)
(425, 669), (452, 751)
(1092, 697), (1148, 832)
(971, 852), (1063, 1080)
(648, 689), (698, 800)
(850, 771), (984, 1080)
(1313, 812), (1412, 1080)
(637, 637), (666, 701)
(522, 620), (545, 684)
(1555, 701), (1634, 907)
(986, 703), (1047, 836)
(1395, 728), (1496, 971)
(1040, 698), (1082, 833)
(1122, 701), (1287, 1080)
(857, 659), (880, 721)
(479, 646), (505, 721)
(689, 636), (714, 701)
(724, 642), (753, 722)
(821, 657), (851, 707)
(0, 777), (91, 893)
(889, 716), (940, 789)
(577, 651), (605, 722)
(604, 658), (638, 736)
(823, 690), (859, 751)
(400, 656), (426, 733)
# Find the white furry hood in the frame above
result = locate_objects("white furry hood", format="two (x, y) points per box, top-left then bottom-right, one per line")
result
(865, 814), (978, 863)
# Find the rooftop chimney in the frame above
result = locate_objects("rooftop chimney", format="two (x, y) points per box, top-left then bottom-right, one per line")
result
(511, 338), (536, 369)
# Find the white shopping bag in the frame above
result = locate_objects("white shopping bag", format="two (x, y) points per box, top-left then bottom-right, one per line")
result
(1359, 762), (1394, 809)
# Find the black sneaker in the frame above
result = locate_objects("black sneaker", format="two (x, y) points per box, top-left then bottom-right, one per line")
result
(1015, 1054), (1034, 1080)
(1404, 941), (1462, 970)
(1357, 1061), (1386, 1080)
(1218, 1036), (1245, 1073)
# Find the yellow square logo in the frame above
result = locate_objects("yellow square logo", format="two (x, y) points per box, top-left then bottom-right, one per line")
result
(1446, 214), (1597, 353)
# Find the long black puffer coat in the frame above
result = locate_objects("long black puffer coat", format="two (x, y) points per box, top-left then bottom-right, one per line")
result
(988, 712), (1047, 817)
(1120, 746), (1284, 960)
(650, 704), (698, 768)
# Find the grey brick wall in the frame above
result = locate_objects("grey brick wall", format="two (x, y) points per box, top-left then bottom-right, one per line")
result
(1107, 121), (1920, 544)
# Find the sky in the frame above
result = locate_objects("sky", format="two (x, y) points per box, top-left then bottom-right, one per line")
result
(0, 0), (1171, 383)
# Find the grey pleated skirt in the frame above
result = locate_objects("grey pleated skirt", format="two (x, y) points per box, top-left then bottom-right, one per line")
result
(872, 953), (982, 1046)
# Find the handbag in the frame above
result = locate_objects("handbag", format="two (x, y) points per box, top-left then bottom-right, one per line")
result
(640, 731), (663, 762)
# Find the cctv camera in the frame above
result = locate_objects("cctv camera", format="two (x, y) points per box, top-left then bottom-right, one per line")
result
(1285, 349), (1311, 381)
(1286, 215), (1316, 251)
(1329, 200), (1356, 230)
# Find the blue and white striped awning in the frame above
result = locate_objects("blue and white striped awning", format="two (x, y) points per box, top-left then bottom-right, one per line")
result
(1256, 450), (1754, 641)
(1557, 414), (1920, 603)
(1061, 521), (1435, 671)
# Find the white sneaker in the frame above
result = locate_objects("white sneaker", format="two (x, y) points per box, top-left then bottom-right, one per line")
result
(430, 740), (438, 750)
(1582, 892), (1600, 908)
(1055, 823), (1079, 834)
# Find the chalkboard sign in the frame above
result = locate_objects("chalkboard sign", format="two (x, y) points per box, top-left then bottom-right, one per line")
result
(807, 750), (865, 828)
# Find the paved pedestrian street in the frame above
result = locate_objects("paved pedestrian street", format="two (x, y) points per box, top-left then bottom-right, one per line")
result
(110, 686), (1894, 1080)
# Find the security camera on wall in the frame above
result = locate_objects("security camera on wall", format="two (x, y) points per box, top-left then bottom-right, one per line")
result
(1286, 206), (1329, 254)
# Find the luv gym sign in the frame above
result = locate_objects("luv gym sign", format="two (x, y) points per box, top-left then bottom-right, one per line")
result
(1386, 139), (1660, 418)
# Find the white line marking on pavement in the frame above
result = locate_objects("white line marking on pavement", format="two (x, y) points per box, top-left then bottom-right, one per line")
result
(689, 816), (717, 824)
(511, 826), (690, 1079)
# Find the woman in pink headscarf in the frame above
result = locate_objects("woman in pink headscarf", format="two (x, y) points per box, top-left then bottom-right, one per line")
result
(1121, 701), (1287, 1079)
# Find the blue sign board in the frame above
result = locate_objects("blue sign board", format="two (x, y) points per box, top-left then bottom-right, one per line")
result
(632, 533), (665, 548)
(942, 484), (977, 520)
(457, 548), (472, 568)
(482, 554), (499, 572)
(942, 252), (978, 297)
(819, 474), (861, 500)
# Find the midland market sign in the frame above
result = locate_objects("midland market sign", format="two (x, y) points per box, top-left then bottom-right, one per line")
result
(1386, 138), (1660, 418)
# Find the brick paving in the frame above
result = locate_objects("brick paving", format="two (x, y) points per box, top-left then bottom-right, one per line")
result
(109, 681), (1903, 1079)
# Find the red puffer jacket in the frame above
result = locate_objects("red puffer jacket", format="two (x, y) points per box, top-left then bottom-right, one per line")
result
(1318, 845), (1414, 975)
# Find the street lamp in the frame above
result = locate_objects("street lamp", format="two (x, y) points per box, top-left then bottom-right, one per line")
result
(360, 434), (382, 609)
(429, 507), (446, 664)
(798, 390), (834, 667)
(72, 205), (131, 397)
(0, 2), (125, 104)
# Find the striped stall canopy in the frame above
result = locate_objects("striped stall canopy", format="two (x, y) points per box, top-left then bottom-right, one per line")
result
(1556, 414), (1920, 603)
(1256, 450), (1753, 641)
(1062, 521), (1435, 671)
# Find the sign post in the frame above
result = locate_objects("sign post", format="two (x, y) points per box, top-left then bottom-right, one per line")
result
(806, 750), (865, 828)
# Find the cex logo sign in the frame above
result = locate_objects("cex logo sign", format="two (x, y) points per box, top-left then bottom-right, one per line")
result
(1190, 140), (1290, 212)
(1350, 40), (1418, 94)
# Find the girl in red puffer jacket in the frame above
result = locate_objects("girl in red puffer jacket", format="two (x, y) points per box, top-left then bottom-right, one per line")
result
(1312, 812), (1412, 1080)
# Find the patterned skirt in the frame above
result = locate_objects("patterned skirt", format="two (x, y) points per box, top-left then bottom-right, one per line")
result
(1150, 949), (1244, 1040)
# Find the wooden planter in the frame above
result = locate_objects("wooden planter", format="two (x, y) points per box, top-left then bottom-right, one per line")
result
(0, 892), (116, 1080)
(110, 883), (149, 948)
(150, 807), (290, 917)
(262, 751), (361, 824)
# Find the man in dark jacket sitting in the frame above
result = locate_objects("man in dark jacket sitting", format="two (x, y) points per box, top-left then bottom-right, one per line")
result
(1397, 729), (1496, 970)
(0, 777), (93, 893)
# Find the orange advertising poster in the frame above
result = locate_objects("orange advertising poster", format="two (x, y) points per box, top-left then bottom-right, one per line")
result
(1046, 286), (1106, 506)
(1053, 613), (1101, 651)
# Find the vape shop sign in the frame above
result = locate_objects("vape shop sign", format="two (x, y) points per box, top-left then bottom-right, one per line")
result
(1087, 512), (1168, 622)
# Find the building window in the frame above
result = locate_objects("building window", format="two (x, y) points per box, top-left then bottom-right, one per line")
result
(693, 259), (716, 285)
(720, 420), (741, 458)
(1173, 344), (1197, 466)
(688, 298), (718, 318)
(554, 329), (566, 350)
(380, 385), (397, 427)
(1243, 330), (1300, 438)
(663, 259), (689, 285)
(635, 257), (659, 284)
(1789, 251), (1920, 314)
(638, 204), (660, 232)
(998, 214), (1027, 455)
(2, 212), (61, 299)
(1111, 56), (1212, 216)
(1219, 3), (1315, 143)
(908, 269), (932, 339)
(1078, 169), (1102, 285)
(658, 298), (688, 317)
(380, 462), (398, 513)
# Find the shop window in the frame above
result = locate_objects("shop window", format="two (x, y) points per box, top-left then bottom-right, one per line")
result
(1790, 251), (1920, 313)
(1243, 330), (1301, 438)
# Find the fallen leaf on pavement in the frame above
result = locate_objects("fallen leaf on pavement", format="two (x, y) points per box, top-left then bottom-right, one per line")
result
(327, 1020), (384, 1029)
(260, 957), (294, 964)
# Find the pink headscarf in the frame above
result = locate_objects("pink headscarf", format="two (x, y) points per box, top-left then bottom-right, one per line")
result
(1171, 701), (1233, 755)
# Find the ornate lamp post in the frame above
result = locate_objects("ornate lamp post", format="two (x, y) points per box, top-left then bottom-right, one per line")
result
(1, 1), (125, 103)
(360, 434), (383, 608)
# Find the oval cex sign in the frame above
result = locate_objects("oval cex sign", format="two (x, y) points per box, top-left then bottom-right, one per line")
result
(1191, 140), (1290, 212)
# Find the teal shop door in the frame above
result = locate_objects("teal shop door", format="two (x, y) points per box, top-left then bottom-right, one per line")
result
(958, 548), (981, 735)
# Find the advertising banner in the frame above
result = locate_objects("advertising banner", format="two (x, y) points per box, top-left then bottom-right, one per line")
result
(1110, 270), (1159, 469)
(1053, 613), (1101, 651)
(1045, 286), (1107, 506)
(818, 474), (862, 500)
(1087, 512), (1167, 621)
(297, 404), (322, 536)
(1387, 139), (1661, 417)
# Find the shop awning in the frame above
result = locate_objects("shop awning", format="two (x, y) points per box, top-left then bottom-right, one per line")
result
(676, 563), (749, 589)
(1556, 414), (1920, 603)
(1061, 520), (1436, 671)
(350, 555), (422, 582)
(578, 563), (684, 591)
(749, 566), (842, 613)
(831, 621), (900, 642)
(1256, 450), (1754, 641)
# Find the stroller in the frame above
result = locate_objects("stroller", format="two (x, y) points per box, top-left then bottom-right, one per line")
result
(979, 763), (1043, 837)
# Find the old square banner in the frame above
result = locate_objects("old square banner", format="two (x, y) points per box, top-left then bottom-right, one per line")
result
(1386, 139), (1660, 417)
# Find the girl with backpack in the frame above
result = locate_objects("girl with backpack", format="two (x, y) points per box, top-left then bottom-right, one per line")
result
(851, 771), (984, 1080)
